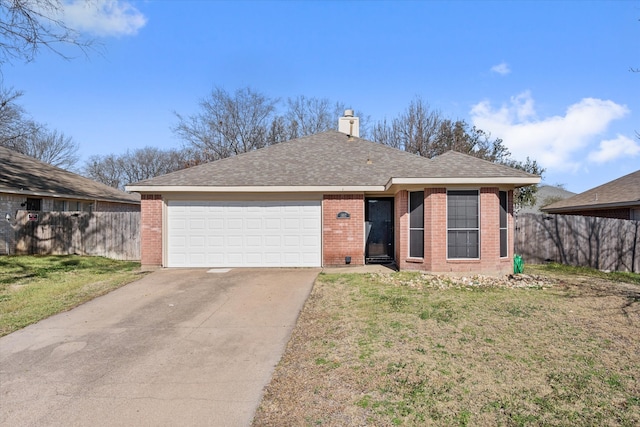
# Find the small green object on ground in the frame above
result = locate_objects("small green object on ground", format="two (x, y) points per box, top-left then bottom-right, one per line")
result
(514, 254), (524, 274)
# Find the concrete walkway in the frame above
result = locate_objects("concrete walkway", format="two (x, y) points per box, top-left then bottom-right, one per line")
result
(0, 268), (319, 427)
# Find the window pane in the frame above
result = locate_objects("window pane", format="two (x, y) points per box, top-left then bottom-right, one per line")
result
(467, 230), (479, 258)
(409, 191), (424, 229)
(499, 191), (507, 228)
(410, 229), (424, 258)
(26, 198), (42, 211)
(500, 229), (508, 258)
(447, 191), (478, 229)
(448, 230), (479, 259)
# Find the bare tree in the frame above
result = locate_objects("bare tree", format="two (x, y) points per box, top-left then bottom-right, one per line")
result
(284, 96), (347, 139)
(432, 119), (511, 163)
(173, 87), (280, 161)
(0, 86), (31, 144)
(15, 126), (79, 169)
(174, 89), (370, 161)
(84, 153), (123, 189)
(0, 0), (93, 65)
(372, 97), (442, 156)
(84, 146), (196, 190)
(0, 86), (78, 169)
(372, 96), (543, 207)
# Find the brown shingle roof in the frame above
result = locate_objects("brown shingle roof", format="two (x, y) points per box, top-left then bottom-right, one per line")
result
(542, 169), (640, 212)
(0, 146), (140, 204)
(428, 150), (537, 178)
(129, 131), (538, 190)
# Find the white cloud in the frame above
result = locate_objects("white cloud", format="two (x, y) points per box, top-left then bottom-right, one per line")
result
(470, 91), (630, 171)
(588, 135), (640, 163)
(63, 0), (147, 37)
(490, 62), (511, 75)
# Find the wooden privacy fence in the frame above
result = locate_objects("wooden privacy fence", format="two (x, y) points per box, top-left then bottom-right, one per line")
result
(14, 211), (140, 261)
(515, 213), (640, 273)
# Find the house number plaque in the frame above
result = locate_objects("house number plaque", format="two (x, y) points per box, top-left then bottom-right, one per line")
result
(336, 211), (350, 219)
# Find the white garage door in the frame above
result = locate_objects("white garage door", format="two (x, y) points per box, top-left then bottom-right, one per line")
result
(167, 200), (322, 267)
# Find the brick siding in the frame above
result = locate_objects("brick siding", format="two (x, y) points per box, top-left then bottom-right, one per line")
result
(322, 194), (364, 266)
(141, 194), (163, 266)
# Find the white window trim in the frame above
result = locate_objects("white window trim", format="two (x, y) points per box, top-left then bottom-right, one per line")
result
(446, 189), (480, 260)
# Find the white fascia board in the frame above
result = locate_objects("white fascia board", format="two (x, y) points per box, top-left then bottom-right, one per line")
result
(125, 185), (386, 193)
(385, 176), (541, 190)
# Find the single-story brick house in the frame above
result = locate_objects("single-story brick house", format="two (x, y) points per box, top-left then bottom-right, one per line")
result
(542, 169), (640, 220)
(127, 116), (539, 274)
(1, 146), (140, 255)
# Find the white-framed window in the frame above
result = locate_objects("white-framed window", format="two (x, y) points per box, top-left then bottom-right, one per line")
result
(25, 198), (42, 211)
(499, 191), (508, 258)
(52, 199), (65, 211)
(67, 201), (81, 211)
(408, 191), (424, 258)
(447, 190), (479, 259)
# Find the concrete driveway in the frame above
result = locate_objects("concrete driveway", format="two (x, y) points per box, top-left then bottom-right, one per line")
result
(0, 268), (319, 427)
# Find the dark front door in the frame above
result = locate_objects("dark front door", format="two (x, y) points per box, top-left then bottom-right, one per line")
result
(365, 198), (394, 263)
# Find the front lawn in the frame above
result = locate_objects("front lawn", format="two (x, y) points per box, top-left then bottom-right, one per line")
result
(253, 265), (640, 426)
(0, 255), (144, 337)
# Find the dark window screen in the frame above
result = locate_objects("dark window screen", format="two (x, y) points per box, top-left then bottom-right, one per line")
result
(447, 190), (479, 259)
(500, 191), (508, 257)
(409, 191), (424, 258)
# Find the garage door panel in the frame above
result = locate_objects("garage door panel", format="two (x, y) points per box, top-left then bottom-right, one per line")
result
(227, 236), (243, 247)
(227, 252), (244, 264)
(227, 218), (243, 230)
(283, 218), (300, 229)
(246, 218), (262, 229)
(207, 253), (224, 264)
(207, 235), (224, 247)
(246, 235), (262, 247)
(189, 219), (206, 229)
(265, 218), (280, 229)
(167, 200), (321, 267)
(264, 235), (281, 246)
(189, 235), (205, 247)
(208, 218), (224, 229)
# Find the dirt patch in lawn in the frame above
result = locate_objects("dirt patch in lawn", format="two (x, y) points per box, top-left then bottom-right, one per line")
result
(252, 267), (640, 426)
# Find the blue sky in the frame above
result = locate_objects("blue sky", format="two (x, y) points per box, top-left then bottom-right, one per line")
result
(3, 0), (639, 193)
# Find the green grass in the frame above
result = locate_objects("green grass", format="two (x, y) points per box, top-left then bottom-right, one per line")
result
(254, 269), (640, 426)
(528, 262), (640, 285)
(0, 255), (143, 336)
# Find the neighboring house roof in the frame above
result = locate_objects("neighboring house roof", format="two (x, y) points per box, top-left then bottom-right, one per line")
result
(127, 131), (539, 192)
(0, 146), (140, 205)
(542, 169), (640, 213)
(519, 185), (576, 214)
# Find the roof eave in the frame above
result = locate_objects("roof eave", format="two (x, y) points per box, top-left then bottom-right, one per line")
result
(385, 176), (541, 190)
(125, 185), (386, 193)
(127, 177), (542, 194)
(0, 187), (140, 205)
(542, 200), (640, 213)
